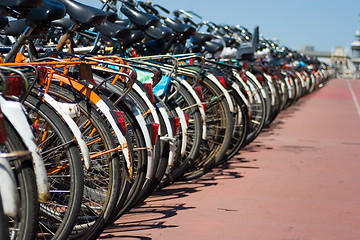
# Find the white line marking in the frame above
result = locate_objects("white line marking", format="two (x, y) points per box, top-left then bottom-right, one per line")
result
(346, 79), (360, 118)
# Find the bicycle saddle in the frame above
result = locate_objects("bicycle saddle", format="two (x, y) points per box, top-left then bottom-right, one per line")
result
(191, 33), (212, 45)
(106, 12), (118, 23)
(164, 18), (196, 36)
(120, 3), (159, 28)
(26, 0), (66, 26)
(57, 0), (107, 26)
(0, 11), (8, 29)
(0, 19), (26, 36)
(115, 19), (131, 27)
(145, 24), (173, 40)
(122, 30), (145, 48)
(204, 41), (224, 54)
(95, 20), (131, 39)
(51, 17), (74, 29)
(0, 0), (43, 8)
(223, 37), (236, 47)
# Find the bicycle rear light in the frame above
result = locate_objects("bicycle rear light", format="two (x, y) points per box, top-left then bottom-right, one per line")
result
(144, 83), (155, 103)
(184, 112), (189, 126)
(113, 110), (127, 134)
(38, 66), (49, 86)
(5, 76), (24, 97)
(147, 122), (159, 146)
(242, 62), (249, 70)
(194, 86), (206, 112)
(170, 116), (180, 137)
(0, 107), (6, 144)
(239, 70), (247, 83)
(152, 69), (162, 86)
(216, 75), (226, 88)
(256, 75), (264, 86)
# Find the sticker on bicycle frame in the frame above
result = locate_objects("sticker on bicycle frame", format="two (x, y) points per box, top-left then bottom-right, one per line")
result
(153, 75), (172, 98)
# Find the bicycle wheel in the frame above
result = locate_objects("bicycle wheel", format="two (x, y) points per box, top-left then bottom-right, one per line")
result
(182, 73), (234, 180)
(1, 117), (39, 240)
(23, 94), (84, 240)
(222, 84), (249, 163)
(43, 84), (124, 239)
(244, 76), (267, 145)
(159, 82), (203, 186)
(98, 90), (148, 218)
(0, 195), (8, 240)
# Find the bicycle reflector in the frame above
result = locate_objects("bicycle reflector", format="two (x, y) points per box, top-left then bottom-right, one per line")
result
(184, 112), (189, 126)
(144, 83), (155, 103)
(216, 75), (226, 88)
(38, 66), (49, 86)
(0, 107), (6, 144)
(170, 116), (180, 137)
(256, 74), (264, 86)
(113, 110), (127, 134)
(194, 86), (206, 112)
(242, 62), (249, 70)
(152, 69), (162, 86)
(147, 122), (159, 146)
(239, 70), (247, 83)
(5, 76), (24, 97)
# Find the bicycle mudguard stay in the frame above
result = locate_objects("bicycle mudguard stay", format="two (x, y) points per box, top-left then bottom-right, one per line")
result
(41, 93), (91, 170)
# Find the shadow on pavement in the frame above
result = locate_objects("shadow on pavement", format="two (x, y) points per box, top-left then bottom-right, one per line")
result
(101, 94), (312, 239)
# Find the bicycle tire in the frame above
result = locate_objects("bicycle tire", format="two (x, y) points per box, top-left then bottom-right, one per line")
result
(43, 84), (124, 240)
(1, 118), (39, 240)
(23, 94), (84, 240)
(182, 73), (234, 180)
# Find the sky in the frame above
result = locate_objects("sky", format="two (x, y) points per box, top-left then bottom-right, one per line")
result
(85, 0), (360, 52)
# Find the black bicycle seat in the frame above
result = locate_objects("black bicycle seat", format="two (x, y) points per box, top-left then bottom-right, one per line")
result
(145, 24), (173, 40)
(0, 11), (8, 29)
(51, 17), (74, 29)
(0, 19), (26, 36)
(122, 30), (145, 48)
(164, 18), (196, 36)
(95, 20), (131, 39)
(57, 0), (107, 26)
(120, 3), (159, 28)
(26, 0), (66, 26)
(204, 41), (223, 54)
(192, 33), (212, 45)
(106, 12), (118, 23)
(0, 0), (43, 8)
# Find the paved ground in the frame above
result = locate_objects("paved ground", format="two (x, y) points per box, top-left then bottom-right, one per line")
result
(100, 78), (360, 240)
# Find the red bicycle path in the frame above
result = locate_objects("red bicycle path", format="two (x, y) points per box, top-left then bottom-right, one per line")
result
(100, 78), (360, 240)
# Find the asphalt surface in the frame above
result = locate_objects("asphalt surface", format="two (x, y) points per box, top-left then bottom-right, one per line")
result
(100, 78), (360, 240)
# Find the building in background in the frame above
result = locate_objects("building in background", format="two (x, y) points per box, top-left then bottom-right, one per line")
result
(298, 13), (360, 79)
(350, 14), (360, 79)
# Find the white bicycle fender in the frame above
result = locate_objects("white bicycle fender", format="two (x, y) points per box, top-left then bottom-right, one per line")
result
(0, 97), (50, 202)
(133, 84), (160, 124)
(231, 81), (250, 107)
(157, 103), (175, 167)
(205, 72), (235, 113)
(132, 106), (154, 179)
(232, 70), (254, 105)
(263, 73), (276, 106)
(42, 93), (91, 170)
(246, 71), (267, 99)
(178, 78), (207, 140)
(0, 156), (20, 219)
(96, 100), (132, 171)
(175, 106), (187, 157)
